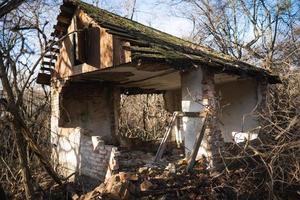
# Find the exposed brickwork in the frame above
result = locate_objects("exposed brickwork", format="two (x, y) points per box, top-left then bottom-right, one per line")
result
(258, 79), (269, 112)
(50, 80), (63, 166)
(202, 70), (225, 169)
(52, 131), (119, 183)
(50, 81), (120, 185)
(80, 135), (118, 181)
(105, 147), (120, 181)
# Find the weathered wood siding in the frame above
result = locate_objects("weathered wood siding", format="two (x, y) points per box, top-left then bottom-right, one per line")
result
(55, 9), (131, 79)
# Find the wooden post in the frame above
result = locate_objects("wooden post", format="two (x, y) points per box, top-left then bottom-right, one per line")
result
(154, 112), (178, 162)
(174, 117), (182, 148)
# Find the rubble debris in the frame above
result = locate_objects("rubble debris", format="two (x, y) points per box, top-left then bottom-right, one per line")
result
(116, 151), (155, 172)
(140, 180), (156, 191)
(76, 158), (213, 200)
(165, 163), (175, 174)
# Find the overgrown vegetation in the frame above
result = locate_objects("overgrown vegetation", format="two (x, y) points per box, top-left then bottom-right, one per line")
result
(119, 94), (170, 141)
(220, 70), (300, 199)
(0, 88), (54, 199)
(0, 0), (299, 199)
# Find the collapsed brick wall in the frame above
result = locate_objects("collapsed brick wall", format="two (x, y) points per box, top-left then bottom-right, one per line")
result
(79, 135), (119, 181)
(52, 131), (120, 189)
(50, 80), (120, 187)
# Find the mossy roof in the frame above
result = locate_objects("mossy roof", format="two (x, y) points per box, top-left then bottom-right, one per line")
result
(60, 0), (280, 83)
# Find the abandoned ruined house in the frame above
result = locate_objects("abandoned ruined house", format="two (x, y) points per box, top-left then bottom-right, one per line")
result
(36, 0), (280, 187)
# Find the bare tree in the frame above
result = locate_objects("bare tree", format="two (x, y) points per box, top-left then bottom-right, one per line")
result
(0, 1), (62, 199)
(123, 0), (138, 20)
(167, 0), (300, 69)
(0, 0), (25, 18)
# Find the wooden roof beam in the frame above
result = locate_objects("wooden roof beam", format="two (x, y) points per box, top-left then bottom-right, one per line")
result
(101, 22), (129, 34)
(120, 38), (150, 47)
(107, 30), (136, 40)
(123, 45), (161, 54)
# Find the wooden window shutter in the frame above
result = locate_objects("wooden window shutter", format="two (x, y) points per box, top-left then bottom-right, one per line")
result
(86, 27), (100, 67)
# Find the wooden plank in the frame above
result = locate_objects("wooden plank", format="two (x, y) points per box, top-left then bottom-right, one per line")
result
(154, 112), (178, 162)
(101, 22), (129, 33)
(136, 62), (170, 72)
(107, 30), (136, 40)
(44, 54), (57, 60)
(120, 38), (150, 47)
(186, 113), (208, 172)
(46, 47), (59, 53)
(42, 61), (55, 66)
(123, 45), (161, 54)
(40, 67), (54, 72)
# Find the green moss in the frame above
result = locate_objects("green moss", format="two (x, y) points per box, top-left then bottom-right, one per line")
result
(70, 0), (212, 50)
(65, 0), (279, 83)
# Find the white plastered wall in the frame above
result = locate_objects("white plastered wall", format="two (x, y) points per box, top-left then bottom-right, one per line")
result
(215, 79), (261, 143)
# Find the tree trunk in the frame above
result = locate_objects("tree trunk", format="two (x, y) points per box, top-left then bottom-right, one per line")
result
(13, 107), (62, 185)
(0, 54), (34, 199)
(0, 53), (62, 195)
(14, 122), (34, 200)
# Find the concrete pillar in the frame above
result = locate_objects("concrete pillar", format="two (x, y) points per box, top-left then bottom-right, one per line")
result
(181, 68), (224, 168)
(181, 68), (207, 158)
